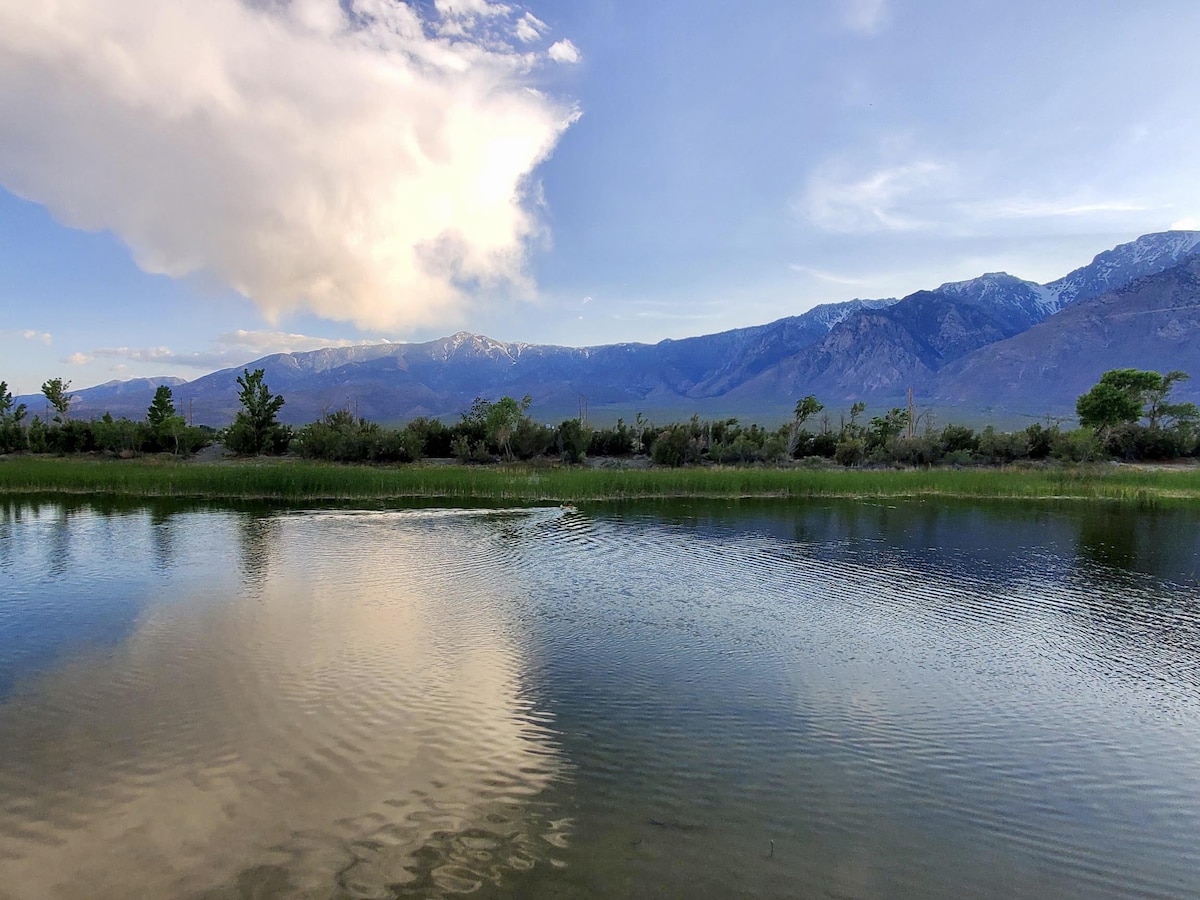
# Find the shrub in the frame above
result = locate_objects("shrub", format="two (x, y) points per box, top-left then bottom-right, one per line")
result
(834, 438), (866, 467)
(405, 417), (454, 458)
(975, 426), (1027, 465)
(1051, 427), (1101, 462)
(556, 419), (590, 464)
(650, 425), (698, 467)
(891, 436), (940, 467)
(939, 424), (978, 456)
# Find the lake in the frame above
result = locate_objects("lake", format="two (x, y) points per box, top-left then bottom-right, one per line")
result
(1, 497), (1199, 899)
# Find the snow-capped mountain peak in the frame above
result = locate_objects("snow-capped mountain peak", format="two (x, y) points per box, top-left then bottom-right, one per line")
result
(1045, 230), (1200, 309)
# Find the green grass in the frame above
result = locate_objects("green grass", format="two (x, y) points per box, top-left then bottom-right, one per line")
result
(2, 456), (1199, 505)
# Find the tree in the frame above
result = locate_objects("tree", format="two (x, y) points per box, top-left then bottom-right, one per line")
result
(146, 384), (177, 429)
(146, 384), (186, 454)
(867, 407), (909, 451)
(1, 381), (25, 424)
(226, 368), (288, 455)
(794, 395), (824, 426)
(557, 418), (589, 463)
(1076, 381), (1141, 430)
(0, 381), (28, 453)
(41, 377), (72, 422)
(1076, 368), (1192, 430)
(485, 394), (532, 461)
(1145, 370), (1198, 429)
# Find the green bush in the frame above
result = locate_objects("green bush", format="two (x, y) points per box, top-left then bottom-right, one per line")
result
(834, 438), (866, 467)
(891, 436), (940, 467)
(650, 425), (698, 467)
(0, 421), (27, 454)
(556, 419), (590, 464)
(975, 426), (1027, 465)
(405, 417), (453, 458)
(939, 424), (978, 455)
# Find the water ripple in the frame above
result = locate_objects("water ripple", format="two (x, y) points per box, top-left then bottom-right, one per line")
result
(2, 500), (1199, 898)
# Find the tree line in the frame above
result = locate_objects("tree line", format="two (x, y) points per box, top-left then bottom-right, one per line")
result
(2, 367), (1197, 466)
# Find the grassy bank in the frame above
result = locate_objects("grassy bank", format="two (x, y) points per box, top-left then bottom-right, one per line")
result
(2, 456), (1199, 505)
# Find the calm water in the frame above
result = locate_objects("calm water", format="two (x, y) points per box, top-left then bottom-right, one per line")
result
(1, 497), (1199, 899)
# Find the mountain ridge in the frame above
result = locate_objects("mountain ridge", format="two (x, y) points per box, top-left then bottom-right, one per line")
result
(17, 230), (1200, 426)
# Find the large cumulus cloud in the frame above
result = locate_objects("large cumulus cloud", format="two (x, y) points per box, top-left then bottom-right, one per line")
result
(0, 0), (580, 329)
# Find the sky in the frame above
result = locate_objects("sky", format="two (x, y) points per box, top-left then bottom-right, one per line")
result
(2, 0), (1200, 396)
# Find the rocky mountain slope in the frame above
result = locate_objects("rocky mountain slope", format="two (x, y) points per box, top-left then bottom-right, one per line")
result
(931, 254), (1200, 418)
(20, 231), (1200, 426)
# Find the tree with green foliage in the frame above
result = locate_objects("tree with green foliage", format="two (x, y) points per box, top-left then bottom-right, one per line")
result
(0, 381), (28, 453)
(1076, 369), (1159, 429)
(41, 377), (72, 422)
(485, 394), (532, 461)
(1144, 370), (1198, 429)
(1077, 368), (1198, 459)
(788, 394), (826, 458)
(0, 381), (23, 421)
(146, 384), (187, 453)
(146, 385), (177, 429)
(794, 394), (824, 426)
(1075, 368), (1195, 428)
(867, 407), (909, 454)
(226, 368), (289, 455)
(557, 418), (590, 463)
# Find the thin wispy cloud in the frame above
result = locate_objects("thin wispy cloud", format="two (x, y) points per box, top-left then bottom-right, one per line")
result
(799, 151), (1159, 236)
(788, 265), (872, 287)
(840, 0), (890, 34)
(799, 159), (950, 233)
(970, 198), (1150, 220)
(514, 12), (546, 42)
(0, 0), (580, 332)
(66, 330), (387, 372)
(18, 329), (53, 345)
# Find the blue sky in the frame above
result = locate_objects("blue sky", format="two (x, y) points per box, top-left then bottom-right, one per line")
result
(2, 0), (1199, 396)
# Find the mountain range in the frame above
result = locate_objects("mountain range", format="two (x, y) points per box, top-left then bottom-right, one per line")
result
(19, 230), (1200, 428)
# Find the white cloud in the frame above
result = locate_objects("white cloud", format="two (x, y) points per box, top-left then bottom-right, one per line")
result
(68, 346), (173, 366)
(20, 329), (53, 345)
(515, 12), (546, 42)
(799, 151), (1155, 236)
(840, 0), (889, 34)
(66, 330), (387, 373)
(215, 329), (385, 354)
(547, 39), (581, 64)
(0, 1), (579, 332)
(788, 265), (872, 287)
(799, 159), (950, 233)
(435, 0), (511, 19)
(1170, 216), (1200, 231)
(972, 198), (1149, 219)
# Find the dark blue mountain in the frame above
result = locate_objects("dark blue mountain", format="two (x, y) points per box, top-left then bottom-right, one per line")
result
(18, 231), (1200, 426)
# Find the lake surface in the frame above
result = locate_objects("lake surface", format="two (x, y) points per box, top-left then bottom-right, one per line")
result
(1, 496), (1199, 899)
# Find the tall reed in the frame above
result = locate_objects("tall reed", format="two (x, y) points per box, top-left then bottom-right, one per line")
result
(2, 458), (1198, 504)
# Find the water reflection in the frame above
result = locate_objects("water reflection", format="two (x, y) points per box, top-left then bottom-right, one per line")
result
(237, 511), (281, 593)
(150, 508), (176, 572)
(615, 497), (1200, 587)
(2, 497), (1200, 899)
(498, 501), (1200, 899)
(0, 507), (567, 900)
